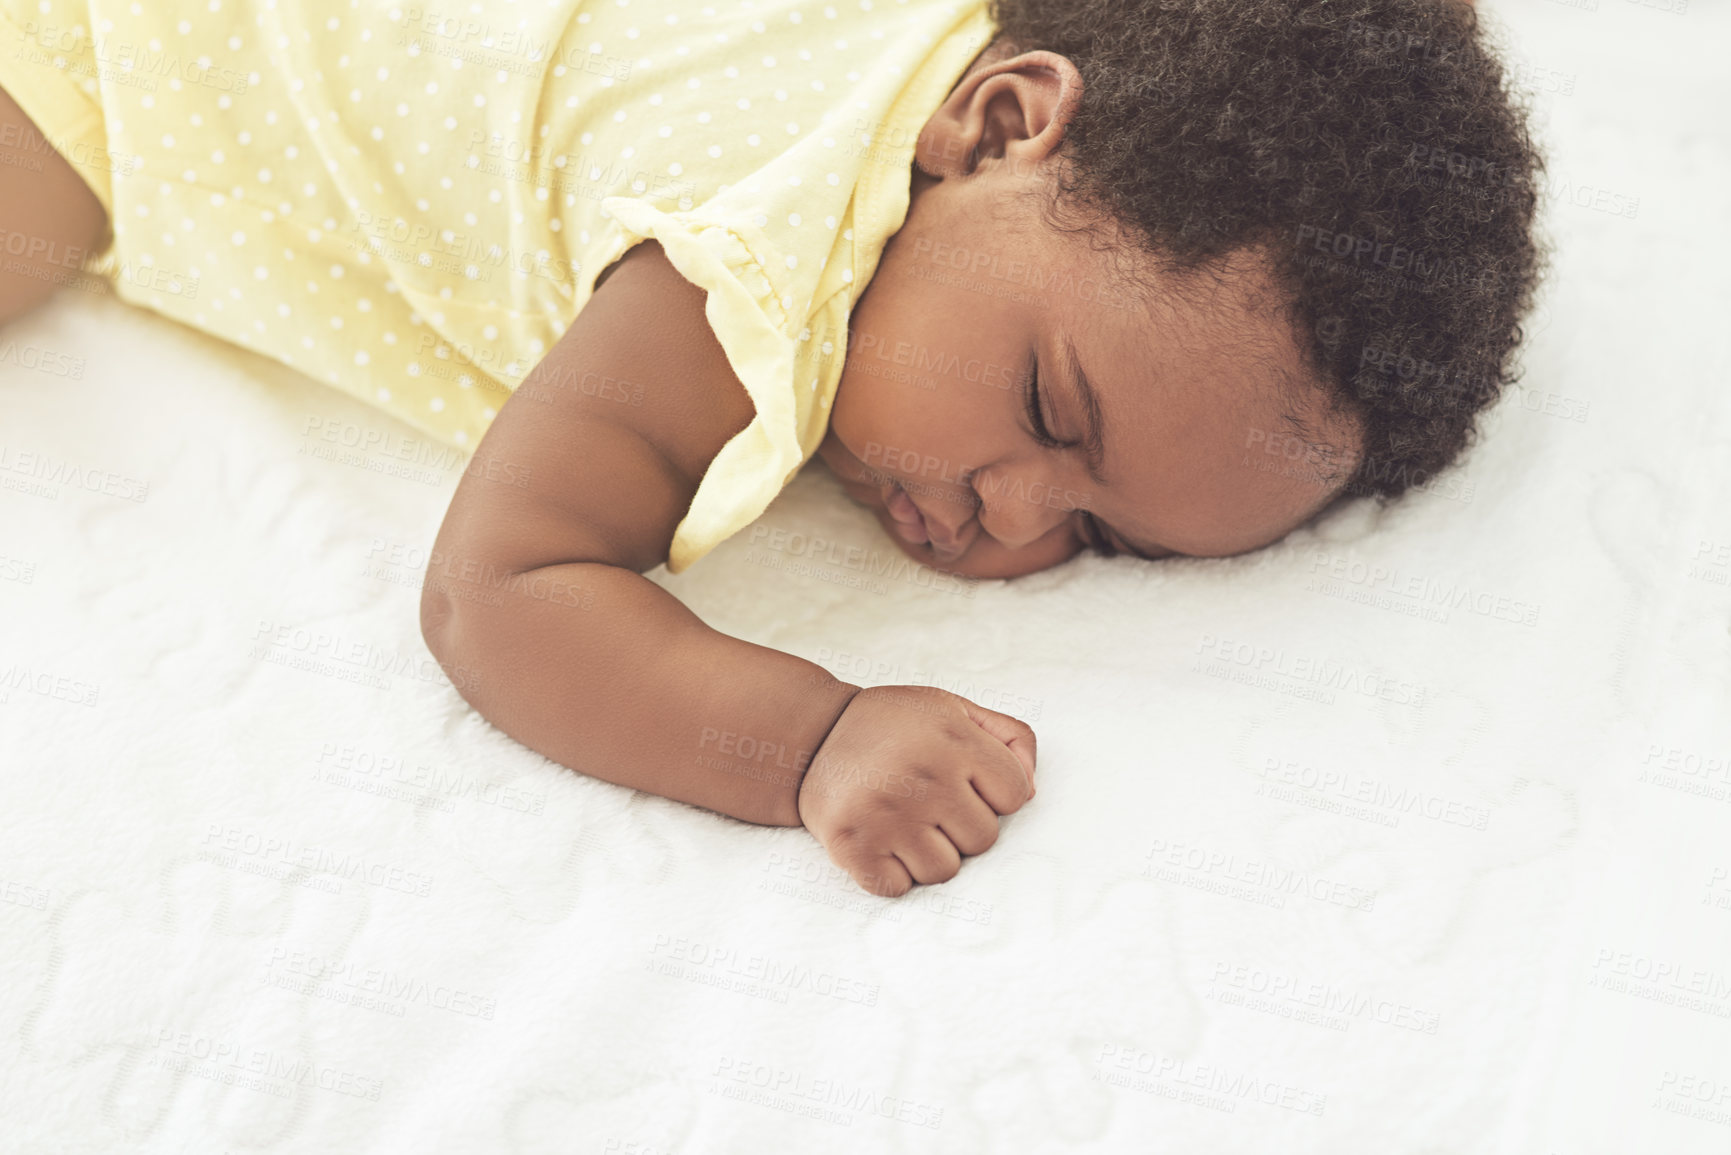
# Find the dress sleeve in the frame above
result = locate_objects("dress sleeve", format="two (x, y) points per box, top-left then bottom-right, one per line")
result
(599, 192), (849, 575)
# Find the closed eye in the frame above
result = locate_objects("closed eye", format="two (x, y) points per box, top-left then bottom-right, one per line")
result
(1022, 355), (1067, 449)
(1024, 355), (1118, 557)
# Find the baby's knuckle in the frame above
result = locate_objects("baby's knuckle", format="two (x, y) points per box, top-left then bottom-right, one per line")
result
(938, 718), (974, 745)
(827, 824), (868, 852)
(856, 789), (903, 819)
(903, 764), (941, 789)
(862, 868), (907, 897)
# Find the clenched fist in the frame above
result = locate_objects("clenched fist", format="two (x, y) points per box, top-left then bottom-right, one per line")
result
(798, 685), (1037, 897)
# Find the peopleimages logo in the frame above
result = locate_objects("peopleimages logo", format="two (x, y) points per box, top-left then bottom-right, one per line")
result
(0, 442), (149, 503)
(0, 226), (93, 270)
(1306, 551), (1542, 627)
(15, 21), (252, 93)
(908, 238), (1138, 310)
(148, 1027), (383, 1101)
(1192, 633), (1429, 707)
(745, 526), (977, 597)
(710, 1056), (945, 1130)
(201, 825), (435, 898)
(0, 339), (85, 378)
(1093, 1043), (1328, 1116)
(1144, 838), (1378, 913)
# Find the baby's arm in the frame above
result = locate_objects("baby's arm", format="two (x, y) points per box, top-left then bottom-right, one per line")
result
(423, 241), (1037, 894)
(420, 242), (859, 826)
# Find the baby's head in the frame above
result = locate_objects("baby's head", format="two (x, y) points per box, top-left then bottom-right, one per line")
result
(817, 0), (1543, 579)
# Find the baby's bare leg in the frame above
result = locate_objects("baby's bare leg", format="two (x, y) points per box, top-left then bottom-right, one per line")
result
(0, 82), (110, 327)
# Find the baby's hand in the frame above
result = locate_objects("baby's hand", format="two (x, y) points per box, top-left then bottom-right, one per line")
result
(798, 686), (1037, 897)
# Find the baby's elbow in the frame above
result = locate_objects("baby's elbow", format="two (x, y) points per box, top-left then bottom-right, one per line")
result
(419, 576), (490, 704)
(418, 580), (493, 706)
(419, 572), (459, 668)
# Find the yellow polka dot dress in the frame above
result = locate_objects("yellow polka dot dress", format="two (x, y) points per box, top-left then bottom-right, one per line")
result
(0, 0), (996, 571)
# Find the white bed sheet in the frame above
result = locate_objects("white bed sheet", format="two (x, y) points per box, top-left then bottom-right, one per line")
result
(3, 1), (1729, 1150)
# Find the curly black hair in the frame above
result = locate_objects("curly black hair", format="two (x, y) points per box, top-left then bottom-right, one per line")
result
(983, 0), (1546, 503)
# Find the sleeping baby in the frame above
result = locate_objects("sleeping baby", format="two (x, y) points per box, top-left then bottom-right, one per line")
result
(0, 0), (1541, 895)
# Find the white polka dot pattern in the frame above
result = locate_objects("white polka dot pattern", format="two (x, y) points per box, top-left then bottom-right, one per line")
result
(0, 0), (996, 567)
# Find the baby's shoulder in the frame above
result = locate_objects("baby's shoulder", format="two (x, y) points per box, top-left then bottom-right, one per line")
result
(440, 240), (757, 573)
(559, 242), (755, 490)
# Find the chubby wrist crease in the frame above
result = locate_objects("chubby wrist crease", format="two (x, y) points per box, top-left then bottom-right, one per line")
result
(808, 682), (864, 756)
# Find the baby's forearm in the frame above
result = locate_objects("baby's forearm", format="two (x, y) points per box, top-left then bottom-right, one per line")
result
(421, 560), (861, 826)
